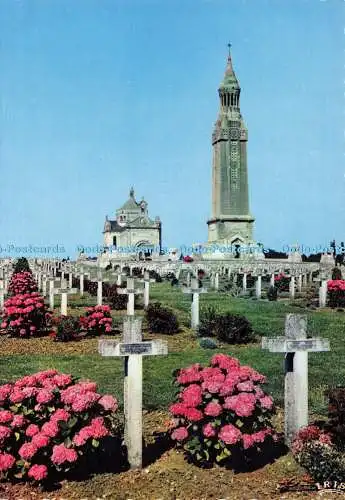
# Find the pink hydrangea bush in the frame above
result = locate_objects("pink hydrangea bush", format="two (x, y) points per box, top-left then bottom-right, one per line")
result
(327, 280), (345, 308)
(79, 305), (113, 336)
(8, 272), (38, 296)
(169, 354), (280, 467)
(0, 293), (52, 338)
(0, 370), (119, 483)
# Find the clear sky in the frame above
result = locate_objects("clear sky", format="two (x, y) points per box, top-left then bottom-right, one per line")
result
(1, 0), (344, 257)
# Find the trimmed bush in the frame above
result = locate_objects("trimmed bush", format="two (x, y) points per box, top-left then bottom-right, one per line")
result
(198, 306), (219, 338)
(332, 267), (343, 280)
(13, 257), (31, 274)
(327, 280), (345, 308)
(267, 286), (278, 301)
(52, 316), (82, 342)
(214, 314), (254, 344)
(1, 293), (51, 338)
(145, 302), (179, 334)
(274, 273), (290, 292)
(0, 371), (119, 483)
(198, 338), (217, 349)
(169, 354), (280, 468)
(292, 424), (345, 483)
(326, 387), (345, 449)
(198, 308), (254, 344)
(79, 305), (113, 336)
(8, 272), (38, 296)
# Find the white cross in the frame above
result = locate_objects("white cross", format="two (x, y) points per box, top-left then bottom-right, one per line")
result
(182, 277), (207, 329)
(53, 279), (78, 316)
(262, 313), (330, 446)
(98, 316), (168, 469)
(118, 278), (143, 316)
(139, 271), (155, 308)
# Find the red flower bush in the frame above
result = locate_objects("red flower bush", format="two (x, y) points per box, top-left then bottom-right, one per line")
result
(274, 273), (290, 292)
(8, 272), (38, 296)
(79, 305), (113, 336)
(327, 280), (345, 308)
(169, 354), (280, 467)
(0, 370), (118, 483)
(0, 293), (52, 338)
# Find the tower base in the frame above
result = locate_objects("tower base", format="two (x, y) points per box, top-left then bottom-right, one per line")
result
(207, 215), (255, 245)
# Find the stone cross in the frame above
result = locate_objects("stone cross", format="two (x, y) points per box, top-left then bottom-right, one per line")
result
(182, 277), (207, 329)
(54, 279), (78, 316)
(96, 269), (109, 306)
(262, 314), (330, 446)
(289, 273), (296, 300)
(98, 316), (168, 469)
(319, 280), (328, 308)
(118, 278), (144, 316)
(0, 280), (4, 310)
(78, 266), (86, 297)
(48, 278), (56, 310)
(139, 271), (155, 308)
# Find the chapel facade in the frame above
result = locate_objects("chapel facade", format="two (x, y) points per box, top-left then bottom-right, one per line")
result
(103, 188), (162, 254)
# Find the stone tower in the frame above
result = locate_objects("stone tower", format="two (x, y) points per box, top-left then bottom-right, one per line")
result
(207, 46), (255, 245)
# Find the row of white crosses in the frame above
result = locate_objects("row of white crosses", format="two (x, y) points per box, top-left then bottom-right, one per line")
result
(262, 314), (330, 445)
(99, 270), (167, 470)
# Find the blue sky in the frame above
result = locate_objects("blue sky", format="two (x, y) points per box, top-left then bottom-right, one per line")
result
(1, 0), (344, 257)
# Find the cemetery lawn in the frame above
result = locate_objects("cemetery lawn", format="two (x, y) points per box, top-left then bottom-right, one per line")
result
(1, 282), (344, 498)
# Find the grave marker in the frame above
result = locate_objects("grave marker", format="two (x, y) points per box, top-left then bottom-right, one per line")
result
(182, 277), (207, 329)
(118, 277), (143, 316)
(98, 316), (168, 469)
(262, 314), (330, 445)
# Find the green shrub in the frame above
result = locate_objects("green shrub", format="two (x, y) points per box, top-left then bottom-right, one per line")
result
(214, 313), (255, 344)
(295, 441), (345, 483)
(198, 337), (217, 349)
(326, 387), (345, 449)
(267, 286), (278, 301)
(145, 302), (179, 334)
(52, 315), (82, 342)
(198, 306), (219, 338)
(13, 257), (31, 274)
(332, 267), (343, 280)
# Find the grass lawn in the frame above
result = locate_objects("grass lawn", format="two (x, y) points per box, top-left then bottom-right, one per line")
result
(1, 282), (344, 416)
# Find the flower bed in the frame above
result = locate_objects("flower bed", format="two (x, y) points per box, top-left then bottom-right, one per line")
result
(292, 424), (345, 482)
(8, 272), (38, 296)
(327, 280), (345, 308)
(79, 305), (113, 336)
(169, 354), (280, 468)
(0, 370), (118, 483)
(0, 293), (52, 338)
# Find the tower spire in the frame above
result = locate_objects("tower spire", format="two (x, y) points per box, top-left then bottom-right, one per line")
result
(220, 43), (239, 90)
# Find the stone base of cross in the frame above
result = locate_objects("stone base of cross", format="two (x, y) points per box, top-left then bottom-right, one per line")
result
(182, 277), (207, 329)
(98, 316), (168, 469)
(262, 314), (330, 446)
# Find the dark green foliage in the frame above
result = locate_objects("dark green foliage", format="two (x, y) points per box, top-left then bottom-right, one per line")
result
(105, 284), (129, 310)
(274, 275), (290, 292)
(53, 315), (82, 342)
(171, 277), (179, 287)
(198, 337), (217, 349)
(198, 307), (254, 344)
(326, 387), (345, 449)
(84, 279), (98, 296)
(198, 306), (219, 338)
(149, 270), (162, 283)
(13, 257), (31, 274)
(332, 267), (343, 280)
(296, 442), (345, 483)
(145, 302), (179, 334)
(213, 313), (255, 344)
(267, 286), (278, 301)
(122, 266), (130, 276)
(131, 267), (142, 277)
(328, 291), (345, 309)
(105, 264), (112, 271)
